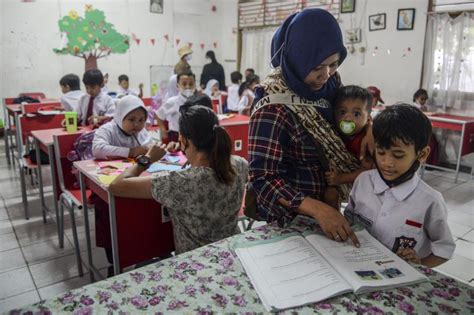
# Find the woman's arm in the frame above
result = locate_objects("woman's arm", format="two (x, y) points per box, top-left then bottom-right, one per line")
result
(109, 143), (167, 198)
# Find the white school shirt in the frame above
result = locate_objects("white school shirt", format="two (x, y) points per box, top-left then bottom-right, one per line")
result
(226, 84), (240, 112)
(236, 89), (254, 113)
(92, 95), (152, 159)
(77, 92), (115, 126)
(156, 93), (187, 132)
(345, 169), (455, 260)
(60, 90), (85, 112)
(116, 87), (138, 98)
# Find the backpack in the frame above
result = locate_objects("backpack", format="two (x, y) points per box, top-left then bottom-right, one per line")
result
(67, 130), (96, 162)
(12, 96), (40, 104)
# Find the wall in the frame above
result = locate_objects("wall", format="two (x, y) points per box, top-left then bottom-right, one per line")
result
(0, 0), (238, 110)
(337, 0), (429, 105)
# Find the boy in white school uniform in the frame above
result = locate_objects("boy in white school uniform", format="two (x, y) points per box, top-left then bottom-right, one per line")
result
(116, 74), (144, 99)
(226, 71), (242, 113)
(344, 104), (455, 268)
(59, 74), (85, 112)
(156, 71), (196, 142)
(77, 69), (115, 127)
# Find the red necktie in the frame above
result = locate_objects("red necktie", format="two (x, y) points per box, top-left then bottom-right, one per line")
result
(85, 96), (95, 124)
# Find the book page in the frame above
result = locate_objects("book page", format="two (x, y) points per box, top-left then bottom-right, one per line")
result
(235, 234), (352, 311)
(305, 230), (427, 293)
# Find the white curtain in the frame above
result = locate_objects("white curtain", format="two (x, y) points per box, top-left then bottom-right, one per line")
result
(241, 27), (277, 79)
(422, 12), (474, 111)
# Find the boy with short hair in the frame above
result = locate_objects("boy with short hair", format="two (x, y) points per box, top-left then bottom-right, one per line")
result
(77, 69), (115, 127)
(59, 73), (84, 112)
(227, 71), (243, 113)
(156, 71), (196, 142)
(117, 74), (144, 98)
(345, 104), (455, 268)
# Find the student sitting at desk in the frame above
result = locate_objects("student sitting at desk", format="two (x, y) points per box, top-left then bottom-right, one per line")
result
(59, 73), (85, 112)
(77, 69), (115, 127)
(109, 105), (248, 254)
(92, 95), (152, 276)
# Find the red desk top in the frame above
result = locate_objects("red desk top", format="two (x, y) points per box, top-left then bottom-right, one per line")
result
(31, 127), (91, 146)
(6, 104), (20, 113)
(220, 114), (250, 126)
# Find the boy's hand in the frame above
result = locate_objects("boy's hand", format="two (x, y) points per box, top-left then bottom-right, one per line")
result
(325, 166), (341, 186)
(146, 143), (167, 163)
(396, 248), (421, 264)
(139, 83), (144, 89)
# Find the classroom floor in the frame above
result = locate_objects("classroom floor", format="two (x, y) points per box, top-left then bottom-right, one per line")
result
(0, 141), (473, 312)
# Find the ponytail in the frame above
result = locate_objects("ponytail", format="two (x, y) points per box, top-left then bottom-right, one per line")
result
(210, 125), (236, 185)
(178, 105), (237, 185)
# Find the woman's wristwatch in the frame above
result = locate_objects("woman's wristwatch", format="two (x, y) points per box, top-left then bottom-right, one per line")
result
(136, 155), (152, 169)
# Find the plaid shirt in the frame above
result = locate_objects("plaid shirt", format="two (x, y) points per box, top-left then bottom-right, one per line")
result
(249, 104), (329, 227)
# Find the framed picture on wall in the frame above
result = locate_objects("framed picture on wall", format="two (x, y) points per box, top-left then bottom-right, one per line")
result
(369, 13), (386, 31)
(344, 28), (361, 44)
(341, 0), (355, 13)
(150, 0), (163, 14)
(397, 8), (415, 30)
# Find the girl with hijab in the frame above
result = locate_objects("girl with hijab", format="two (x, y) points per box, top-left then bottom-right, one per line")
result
(249, 9), (374, 246)
(204, 79), (220, 98)
(93, 95), (151, 160)
(200, 50), (226, 90)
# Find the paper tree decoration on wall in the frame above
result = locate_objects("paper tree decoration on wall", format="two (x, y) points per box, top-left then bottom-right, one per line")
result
(54, 5), (130, 70)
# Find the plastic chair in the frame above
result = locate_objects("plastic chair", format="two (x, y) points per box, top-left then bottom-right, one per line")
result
(15, 113), (65, 219)
(54, 133), (94, 277)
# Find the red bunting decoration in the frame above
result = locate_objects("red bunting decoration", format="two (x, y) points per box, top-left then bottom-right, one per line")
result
(200, 43), (205, 50)
(150, 38), (156, 45)
(176, 38), (180, 46)
(213, 42), (217, 49)
(188, 42), (193, 49)
(164, 34), (169, 41)
(131, 33), (140, 45)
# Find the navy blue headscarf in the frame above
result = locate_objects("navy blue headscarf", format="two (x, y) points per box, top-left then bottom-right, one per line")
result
(269, 9), (346, 103)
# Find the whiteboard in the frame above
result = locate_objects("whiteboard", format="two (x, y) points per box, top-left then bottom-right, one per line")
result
(149, 65), (203, 91)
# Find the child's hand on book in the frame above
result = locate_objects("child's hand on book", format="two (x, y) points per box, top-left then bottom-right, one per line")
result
(396, 248), (421, 264)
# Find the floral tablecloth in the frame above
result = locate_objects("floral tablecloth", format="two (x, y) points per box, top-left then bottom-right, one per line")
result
(7, 216), (474, 314)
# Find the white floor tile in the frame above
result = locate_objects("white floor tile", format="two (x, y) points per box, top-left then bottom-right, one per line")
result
(29, 253), (84, 288)
(0, 208), (9, 221)
(0, 220), (13, 235)
(0, 289), (40, 313)
(435, 254), (474, 284)
(447, 221), (472, 239)
(454, 239), (474, 260)
(0, 248), (26, 273)
(448, 210), (474, 229)
(0, 267), (36, 300)
(0, 232), (19, 252)
(22, 238), (74, 264)
(460, 229), (474, 243)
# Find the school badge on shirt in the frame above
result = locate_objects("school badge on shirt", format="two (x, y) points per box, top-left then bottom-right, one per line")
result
(392, 235), (417, 252)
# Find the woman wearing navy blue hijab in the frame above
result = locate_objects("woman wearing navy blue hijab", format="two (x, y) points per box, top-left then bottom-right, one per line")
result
(249, 9), (369, 247)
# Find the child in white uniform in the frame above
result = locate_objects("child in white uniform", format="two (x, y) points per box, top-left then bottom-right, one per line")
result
(59, 74), (85, 112)
(345, 104), (455, 268)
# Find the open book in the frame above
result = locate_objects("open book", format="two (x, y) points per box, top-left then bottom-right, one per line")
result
(235, 229), (428, 311)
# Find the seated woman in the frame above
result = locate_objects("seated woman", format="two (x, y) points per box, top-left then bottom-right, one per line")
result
(109, 105), (248, 254)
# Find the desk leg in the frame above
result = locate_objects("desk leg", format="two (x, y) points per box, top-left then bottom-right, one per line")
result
(35, 139), (47, 223)
(47, 145), (62, 247)
(4, 126), (11, 165)
(454, 125), (466, 183)
(79, 172), (95, 283)
(107, 192), (121, 276)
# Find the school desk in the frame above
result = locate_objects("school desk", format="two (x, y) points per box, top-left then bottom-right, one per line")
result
(220, 114), (250, 160)
(11, 215), (472, 313)
(74, 160), (175, 279)
(31, 127), (90, 242)
(423, 114), (474, 183)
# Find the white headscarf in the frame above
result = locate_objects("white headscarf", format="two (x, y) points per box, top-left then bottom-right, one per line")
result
(164, 74), (179, 102)
(114, 95), (147, 128)
(204, 79), (219, 98)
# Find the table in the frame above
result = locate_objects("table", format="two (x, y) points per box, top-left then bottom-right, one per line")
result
(31, 127), (90, 246)
(220, 114), (250, 160)
(9, 216), (473, 314)
(424, 114), (474, 183)
(74, 160), (175, 279)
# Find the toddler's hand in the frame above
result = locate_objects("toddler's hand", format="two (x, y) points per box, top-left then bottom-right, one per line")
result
(325, 166), (341, 186)
(396, 248), (421, 264)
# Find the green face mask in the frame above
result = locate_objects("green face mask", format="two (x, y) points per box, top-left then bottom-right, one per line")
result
(339, 120), (356, 135)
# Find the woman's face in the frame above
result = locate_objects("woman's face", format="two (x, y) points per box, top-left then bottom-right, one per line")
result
(303, 53), (340, 91)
